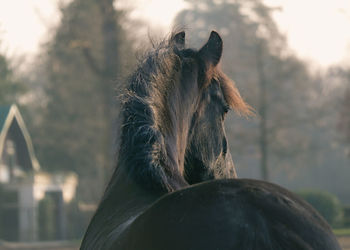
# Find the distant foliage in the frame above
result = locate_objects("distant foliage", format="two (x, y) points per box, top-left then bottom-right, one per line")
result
(330, 67), (350, 152)
(339, 88), (350, 148)
(0, 53), (24, 104)
(296, 189), (344, 227)
(343, 205), (350, 227)
(26, 0), (136, 203)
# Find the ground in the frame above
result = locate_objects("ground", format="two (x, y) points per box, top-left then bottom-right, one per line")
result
(339, 236), (350, 250)
(0, 241), (79, 250)
(0, 237), (349, 249)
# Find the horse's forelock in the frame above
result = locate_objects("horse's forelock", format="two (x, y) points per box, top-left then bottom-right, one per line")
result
(213, 69), (254, 116)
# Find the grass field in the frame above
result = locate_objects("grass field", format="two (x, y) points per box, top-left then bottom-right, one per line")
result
(334, 228), (350, 236)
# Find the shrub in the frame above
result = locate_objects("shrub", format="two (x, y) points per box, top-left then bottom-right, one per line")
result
(296, 189), (343, 227)
(343, 205), (350, 227)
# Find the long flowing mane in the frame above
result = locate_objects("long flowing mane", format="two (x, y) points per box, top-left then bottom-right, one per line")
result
(110, 36), (187, 194)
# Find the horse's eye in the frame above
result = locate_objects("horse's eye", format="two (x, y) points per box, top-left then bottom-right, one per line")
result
(221, 105), (230, 119)
(223, 104), (230, 114)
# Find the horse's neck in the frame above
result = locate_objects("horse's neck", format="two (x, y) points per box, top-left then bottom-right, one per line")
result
(101, 168), (160, 215)
(81, 170), (158, 249)
(85, 72), (198, 248)
(98, 114), (191, 221)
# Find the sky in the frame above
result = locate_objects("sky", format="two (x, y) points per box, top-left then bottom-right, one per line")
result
(265, 0), (350, 67)
(0, 0), (63, 57)
(1, 0), (350, 68)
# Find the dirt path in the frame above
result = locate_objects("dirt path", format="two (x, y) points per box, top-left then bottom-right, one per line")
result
(0, 241), (79, 250)
(339, 236), (350, 250)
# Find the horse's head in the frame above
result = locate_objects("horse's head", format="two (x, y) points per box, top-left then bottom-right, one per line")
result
(115, 31), (251, 193)
(175, 31), (252, 184)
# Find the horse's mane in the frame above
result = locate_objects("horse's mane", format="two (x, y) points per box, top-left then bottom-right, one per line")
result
(108, 32), (252, 195)
(113, 34), (184, 194)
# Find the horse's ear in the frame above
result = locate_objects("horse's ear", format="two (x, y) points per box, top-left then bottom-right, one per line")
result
(171, 31), (185, 49)
(199, 31), (223, 66)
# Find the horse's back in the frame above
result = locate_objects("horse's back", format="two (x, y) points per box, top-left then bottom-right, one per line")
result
(116, 179), (340, 250)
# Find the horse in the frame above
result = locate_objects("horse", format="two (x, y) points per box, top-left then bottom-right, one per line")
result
(80, 31), (341, 250)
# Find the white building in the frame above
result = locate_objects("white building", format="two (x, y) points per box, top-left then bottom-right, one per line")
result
(0, 104), (78, 242)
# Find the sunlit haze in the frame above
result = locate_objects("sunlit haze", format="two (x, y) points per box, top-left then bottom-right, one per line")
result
(118, 0), (187, 29)
(265, 0), (350, 67)
(0, 0), (63, 57)
(1, 0), (350, 67)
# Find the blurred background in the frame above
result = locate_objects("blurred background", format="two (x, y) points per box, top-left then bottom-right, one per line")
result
(0, 0), (349, 248)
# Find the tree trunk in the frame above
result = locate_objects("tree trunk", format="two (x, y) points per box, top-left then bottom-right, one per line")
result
(256, 40), (269, 181)
(83, 0), (120, 194)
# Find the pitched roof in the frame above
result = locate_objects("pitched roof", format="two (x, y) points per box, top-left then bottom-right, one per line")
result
(0, 104), (40, 171)
(0, 105), (11, 132)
